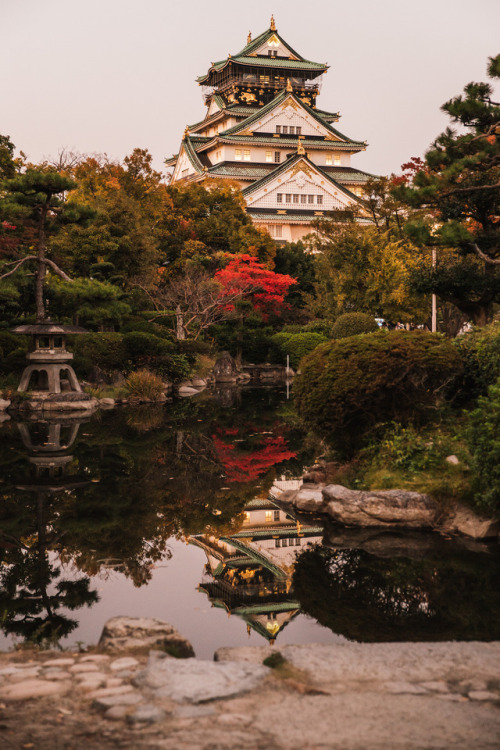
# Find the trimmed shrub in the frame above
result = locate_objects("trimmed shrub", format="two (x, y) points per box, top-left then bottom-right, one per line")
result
(453, 322), (500, 402)
(126, 369), (165, 401)
(73, 333), (127, 377)
(331, 312), (379, 339)
(468, 378), (500, 514)
(294, 330), (462, 450)
(271, 331), (328, 369)
(123, 332), (174, 359)
(301, 320), (335, 337)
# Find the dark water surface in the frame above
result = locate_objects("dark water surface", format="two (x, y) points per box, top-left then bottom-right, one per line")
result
(0, 387), (498, 658)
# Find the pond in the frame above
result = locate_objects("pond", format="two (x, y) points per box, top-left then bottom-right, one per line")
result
(0, 387), (499, 658)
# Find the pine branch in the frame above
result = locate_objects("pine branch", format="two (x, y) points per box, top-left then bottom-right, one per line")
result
(470, 243), (500, 265)
(0, 255), (38, 279)
(43, 259), (72, 281)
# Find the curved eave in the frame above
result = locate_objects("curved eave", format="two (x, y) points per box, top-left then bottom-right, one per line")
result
(197, 57), (327, 85)
(207, 135), (367, 151)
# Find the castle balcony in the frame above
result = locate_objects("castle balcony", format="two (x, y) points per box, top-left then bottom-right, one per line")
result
(202, 72), (322, 104)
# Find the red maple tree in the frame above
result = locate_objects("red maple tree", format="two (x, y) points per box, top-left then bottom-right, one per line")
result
(214, 254), (297, 318)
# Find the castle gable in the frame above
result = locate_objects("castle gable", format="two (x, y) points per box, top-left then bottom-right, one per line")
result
(243, 156), (357, 213)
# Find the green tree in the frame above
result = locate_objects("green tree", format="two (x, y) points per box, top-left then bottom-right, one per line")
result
(309, 222), (429, 324)
(396, 54), (500, 326)
(0, 168), (92, 320)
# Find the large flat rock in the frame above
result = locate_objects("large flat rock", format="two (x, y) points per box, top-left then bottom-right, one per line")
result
(134, 655), (270, 703)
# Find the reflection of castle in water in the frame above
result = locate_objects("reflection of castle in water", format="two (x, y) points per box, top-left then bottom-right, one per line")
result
(190, 479), (323, 643)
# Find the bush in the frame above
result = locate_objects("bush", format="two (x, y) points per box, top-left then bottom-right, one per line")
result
(123, 332), (174, 359)
(331, 312), (379, 339)
(271, 331), (328, 369)
(72, 333), (127, 377)
(468, 378), (500, 514)
(453, 322), (500, 402)
(294, 330), (462, 451)
(125, 369), (165, 401)
(301, 319), (334, 337)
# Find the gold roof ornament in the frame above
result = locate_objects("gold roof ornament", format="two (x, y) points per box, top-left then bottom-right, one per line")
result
(286, 78), (293, 93)
(183, 126), (189, 140)
(270, 14), (276, 31)
(247, 31), (252, 44)
(297, 137), (305, 156)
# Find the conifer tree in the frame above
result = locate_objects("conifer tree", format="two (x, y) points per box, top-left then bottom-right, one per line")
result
(395, 54), (500, 325)
(0, 168), (92, 321)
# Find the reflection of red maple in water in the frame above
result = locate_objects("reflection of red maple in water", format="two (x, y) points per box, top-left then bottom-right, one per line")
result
(212, 433), (296, 483)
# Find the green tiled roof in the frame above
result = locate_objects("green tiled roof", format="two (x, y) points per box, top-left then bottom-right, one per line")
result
(197, 26), (327, 84)
(197, 55), (326, 84)
(323, 166), (376, 181)
(247, 211), (326, 222)
(208, 162), (275, 179)
(215, 135), (365, 150)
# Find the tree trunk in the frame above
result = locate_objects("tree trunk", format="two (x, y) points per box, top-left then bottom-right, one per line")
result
(35, 206), (48, 321)
(471, 304), (493, 327)
(175, 305), (186, 340)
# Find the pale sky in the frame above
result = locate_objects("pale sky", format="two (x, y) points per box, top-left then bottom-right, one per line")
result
(2, 0), (499, 178)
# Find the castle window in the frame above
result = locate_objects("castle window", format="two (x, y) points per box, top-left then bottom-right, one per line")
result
(216, 150), (221, 161)
(243, 149), (251, 161)
(289, 126), (295, 136)
(274, 152), (280, 163)
(276, 125), (281, 134)
(296, 126), (302, 135)
(301, 195), (307, 204)
(285, 194), (291, 203)
(334, 155), (341, 165)
(317, 195), (323, 205)
(282, 126), (288, 135)
(275, 225), (282, 238)
(266, 151), (272, 163)
(275, 539), (281, 547)
(325, 154), (332, 165)
(293, 194), (299, 204)
(268, 49), (277, 58)
(235, 149), (242, 161)
(274, 510), (280, 521)
(265, 510), (272, 522)
(277, 193), (283, 203)
(282, 538), (287, 547)
(308, 195), (314, 204)
(295, 538), (301, 545)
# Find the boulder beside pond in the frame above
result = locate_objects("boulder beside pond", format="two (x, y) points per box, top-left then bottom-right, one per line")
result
(280, 483), (499, 540)
(99, 616), (195, 658)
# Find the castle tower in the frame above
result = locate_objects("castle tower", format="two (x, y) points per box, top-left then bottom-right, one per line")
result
(166, 17), (372, 242)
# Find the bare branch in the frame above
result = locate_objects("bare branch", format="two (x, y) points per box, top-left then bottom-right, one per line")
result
(0, 255), (38, 280)
(470, 242), (500, 265)
(44, 259), (73, 281)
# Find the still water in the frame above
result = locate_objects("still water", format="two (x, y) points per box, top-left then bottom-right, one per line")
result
(0, 387), (499, 658)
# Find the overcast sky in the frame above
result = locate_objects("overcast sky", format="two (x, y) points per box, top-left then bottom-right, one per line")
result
(2, 0), (499, 178)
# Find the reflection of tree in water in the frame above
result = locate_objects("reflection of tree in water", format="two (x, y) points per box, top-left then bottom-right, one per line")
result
(0, 389), (312, 627)
(0, 494), (98, 646)
(293, 543), (500, 642)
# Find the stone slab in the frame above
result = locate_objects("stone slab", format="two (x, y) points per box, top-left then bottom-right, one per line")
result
(135, 658), (270, 703)
(0, 679), (71, 700)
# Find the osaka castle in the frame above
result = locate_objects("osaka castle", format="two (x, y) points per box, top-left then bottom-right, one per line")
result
(165, 16), (372, 242)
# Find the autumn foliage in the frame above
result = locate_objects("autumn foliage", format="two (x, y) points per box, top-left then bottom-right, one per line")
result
(215, 254), (297, 318)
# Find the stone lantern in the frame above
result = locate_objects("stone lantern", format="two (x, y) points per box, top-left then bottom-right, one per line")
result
(12, 320), (87, 394)
(11, 320), (98, 413)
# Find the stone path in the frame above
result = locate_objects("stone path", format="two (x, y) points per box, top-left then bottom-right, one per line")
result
(0, 642), (499, 748)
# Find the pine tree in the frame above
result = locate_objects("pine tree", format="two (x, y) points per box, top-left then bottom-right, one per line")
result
(395, 54), (500, 325)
